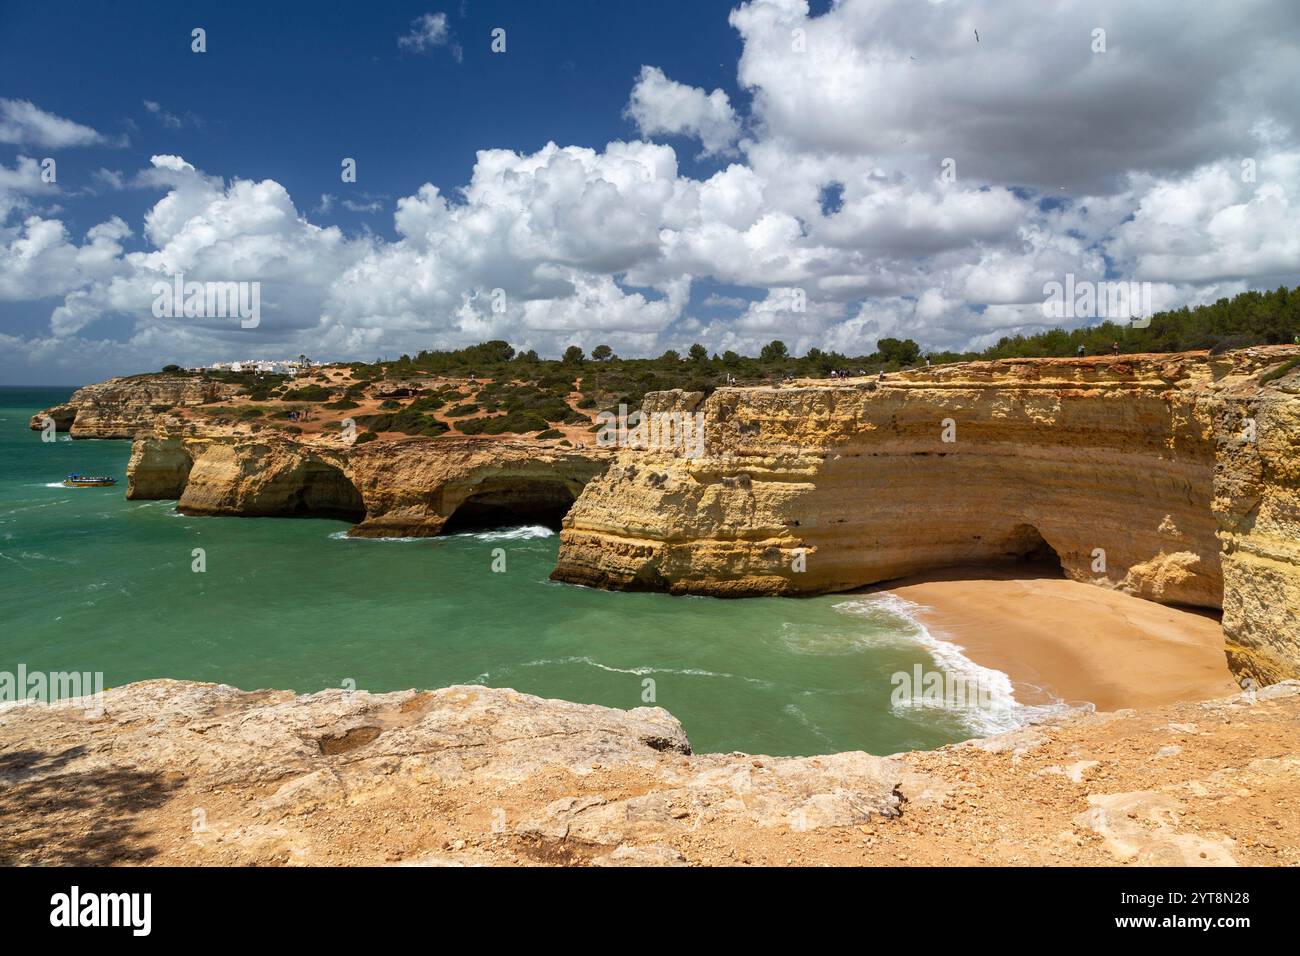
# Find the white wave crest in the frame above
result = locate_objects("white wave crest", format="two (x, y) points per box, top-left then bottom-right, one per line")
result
(452, 525), (555, 542)
(835, 593), (1085, 737)
(519, 655), (773, 686)
(327, 530), (423, 542)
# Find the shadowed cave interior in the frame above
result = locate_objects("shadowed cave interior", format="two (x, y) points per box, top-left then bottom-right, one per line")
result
(1001, 523), (1065, 574)
(440, 480), (579, 534)
(290, 461), (366, 521)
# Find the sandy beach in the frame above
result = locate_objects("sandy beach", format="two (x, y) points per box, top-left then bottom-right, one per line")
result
(878, 565), (1238, 713)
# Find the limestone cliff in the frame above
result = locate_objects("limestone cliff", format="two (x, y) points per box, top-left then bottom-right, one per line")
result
(110, 349), (1300, 679)
(30, 374), (239, 439)
(552, 349), (1300, 681)
(128, 430), (611, 537)
(1215, 363), (1300, 683)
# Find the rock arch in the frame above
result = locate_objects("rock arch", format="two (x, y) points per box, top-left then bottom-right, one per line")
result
(440, 477), (579, 533)
(289, 459), (365, 521)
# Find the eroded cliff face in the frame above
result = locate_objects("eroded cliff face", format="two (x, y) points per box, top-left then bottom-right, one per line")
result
(30, 374), (239, 439)
(112, 350), (1300, 678)
(1214, 369), (1300, 683)
(553, 349), (1300, 681)
(127, 429), (611, 536)
(344, 438), (606, 537)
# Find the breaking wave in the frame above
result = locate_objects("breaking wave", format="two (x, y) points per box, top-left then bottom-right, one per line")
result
(833, 594), (1086, 737)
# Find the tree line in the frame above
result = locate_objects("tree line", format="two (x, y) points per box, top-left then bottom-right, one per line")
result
(369, 284), (1298, 386)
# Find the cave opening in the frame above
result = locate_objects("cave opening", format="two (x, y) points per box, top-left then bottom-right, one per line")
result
(1002, 523), (1064, 575)
(290, 461), (365, 521)
(441, 481), (578, 534)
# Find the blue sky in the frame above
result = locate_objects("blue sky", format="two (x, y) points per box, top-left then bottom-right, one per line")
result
(1, 0), (747, 235)
(1, 0), (1297, 383)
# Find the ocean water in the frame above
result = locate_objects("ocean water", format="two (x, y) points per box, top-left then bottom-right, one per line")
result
(0, 386), (1044, 756)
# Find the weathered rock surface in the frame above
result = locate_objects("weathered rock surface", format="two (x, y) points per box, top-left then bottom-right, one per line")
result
(3, 679), (1297, 866)
(30, 374), (239, 439)
(1216, 367), (1300, 684)
(553, 349), (1300, 682)
(127, 431), (610, 535)
(344, 438), (609, 538)
(125, 435), (199, 500)
(0, 681), (902, 866)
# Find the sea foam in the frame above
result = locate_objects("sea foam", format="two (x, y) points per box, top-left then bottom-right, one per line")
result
(327, 530), (422, 542)
(832, 594), (1086, 737)
(518, 655), (774, 686)
(452, 524), (555, 542)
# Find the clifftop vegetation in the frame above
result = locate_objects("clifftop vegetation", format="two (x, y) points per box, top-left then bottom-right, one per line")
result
(138, 285), (1299, 441)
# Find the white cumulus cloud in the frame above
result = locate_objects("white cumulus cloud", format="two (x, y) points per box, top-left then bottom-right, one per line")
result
(626, 66), (742, 157)
(0, 99), (117, 149)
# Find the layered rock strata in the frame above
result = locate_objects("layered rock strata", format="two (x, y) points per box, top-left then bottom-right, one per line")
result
(29, 374), (239, 439)
(73, 348), (1300, 680)
(1214, 361), (1300, 682)
(128, 432), (610, 537)
(553, 349), (1300, 681)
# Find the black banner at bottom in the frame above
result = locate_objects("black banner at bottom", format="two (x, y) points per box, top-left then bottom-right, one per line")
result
(0, 865), (1287, 940)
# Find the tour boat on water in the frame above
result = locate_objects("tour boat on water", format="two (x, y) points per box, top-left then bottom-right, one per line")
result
(62, 474), (117, 487)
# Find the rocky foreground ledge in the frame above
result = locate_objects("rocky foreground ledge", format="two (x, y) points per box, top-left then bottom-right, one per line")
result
(2, 680), (1297, 866)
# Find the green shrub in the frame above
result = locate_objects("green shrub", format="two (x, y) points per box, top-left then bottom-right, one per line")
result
(356, 410), (448, 437)
(1260, 356), (1300, 385)
(281, 384), (332, 402)
(459, 411), (549, 435)
(407, 395), (446, 412)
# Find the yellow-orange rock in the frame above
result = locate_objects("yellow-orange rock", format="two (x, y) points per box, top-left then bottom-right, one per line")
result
(553, 349), (1300, 682)
(128, 430), (610, 536)
(30, 374), (238, 439)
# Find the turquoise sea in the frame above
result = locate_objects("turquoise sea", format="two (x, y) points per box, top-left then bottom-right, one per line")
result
(0, 386), (1034, 756)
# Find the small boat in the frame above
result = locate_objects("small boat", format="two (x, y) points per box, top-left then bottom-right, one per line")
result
(62, 474), (116, 488)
